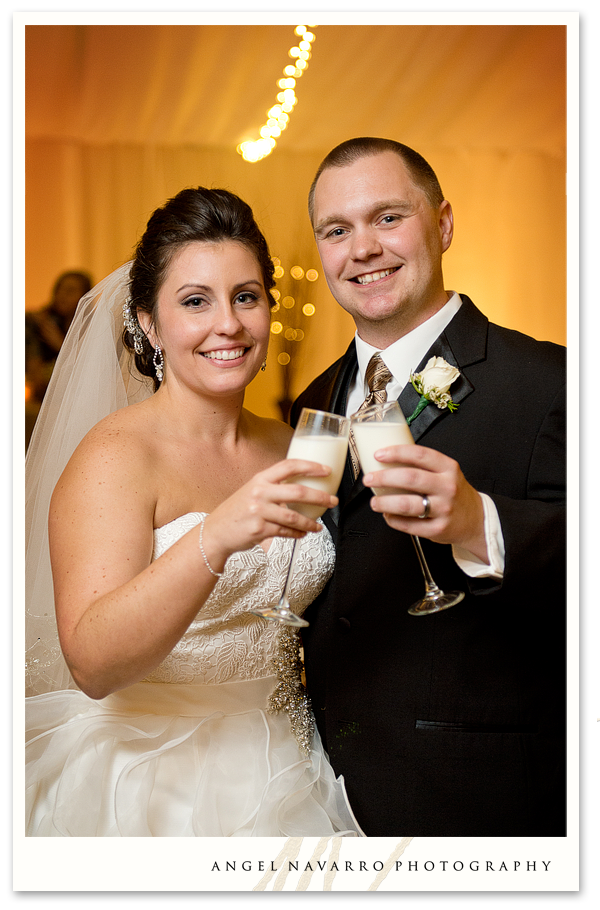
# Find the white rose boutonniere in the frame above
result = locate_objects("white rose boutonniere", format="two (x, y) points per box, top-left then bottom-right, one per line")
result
(407, 356), (461, 425)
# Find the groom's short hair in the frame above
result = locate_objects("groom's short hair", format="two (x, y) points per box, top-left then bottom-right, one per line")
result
(308, 137), (445, 224)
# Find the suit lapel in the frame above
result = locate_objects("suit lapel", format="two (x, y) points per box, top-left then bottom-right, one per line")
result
(399, 333), (474, 442)
(327, 341), (357, 416)
(399, 295), (488, 441)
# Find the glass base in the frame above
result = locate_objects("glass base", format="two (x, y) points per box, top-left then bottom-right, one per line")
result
(250, 607), (309, 628)
(408, 590), (465, 615)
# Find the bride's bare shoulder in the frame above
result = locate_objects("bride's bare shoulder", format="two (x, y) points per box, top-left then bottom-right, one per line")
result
(79, 401), (155, 457)
(55, 401), (158, 496)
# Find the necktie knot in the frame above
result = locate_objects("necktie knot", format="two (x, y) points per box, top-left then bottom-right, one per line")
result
(364, 353), (392, 399)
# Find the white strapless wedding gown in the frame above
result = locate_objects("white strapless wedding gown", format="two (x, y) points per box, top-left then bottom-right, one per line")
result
(25, 513), (363, 837)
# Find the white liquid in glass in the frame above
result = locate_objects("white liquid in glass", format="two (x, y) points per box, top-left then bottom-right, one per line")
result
(351, 420), (414, 495)
(286, 434), (348, 518)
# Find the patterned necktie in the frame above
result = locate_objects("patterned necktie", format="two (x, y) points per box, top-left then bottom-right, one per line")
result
(349, 353), (393, 479)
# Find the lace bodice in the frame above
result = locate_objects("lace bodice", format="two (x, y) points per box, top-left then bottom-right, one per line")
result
(144, 513), (334, 685)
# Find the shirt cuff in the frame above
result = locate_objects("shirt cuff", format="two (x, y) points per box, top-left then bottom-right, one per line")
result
(452, 493), (505, 579)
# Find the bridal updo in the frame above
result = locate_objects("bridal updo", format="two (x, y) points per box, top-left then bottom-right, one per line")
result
(123, 187), (276, 390)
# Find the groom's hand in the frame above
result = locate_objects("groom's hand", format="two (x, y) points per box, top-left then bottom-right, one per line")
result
(362, 444), (488, 562)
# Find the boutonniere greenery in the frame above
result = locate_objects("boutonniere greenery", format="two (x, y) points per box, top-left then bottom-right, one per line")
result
(407, 356), (461, 426)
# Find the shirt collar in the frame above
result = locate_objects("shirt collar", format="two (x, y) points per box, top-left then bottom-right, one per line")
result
(354, 292), (462, 393)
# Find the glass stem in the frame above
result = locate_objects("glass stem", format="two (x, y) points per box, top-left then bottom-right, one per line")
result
(411, 535), (442, 596)
(279, 538), (300, 606)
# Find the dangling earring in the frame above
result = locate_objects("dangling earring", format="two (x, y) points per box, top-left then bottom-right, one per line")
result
(261, 358), (267, 372)
(153, 346), (164, 382)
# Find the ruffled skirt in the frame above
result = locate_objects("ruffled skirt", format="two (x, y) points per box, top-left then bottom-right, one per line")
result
(25, 675), (363, 837)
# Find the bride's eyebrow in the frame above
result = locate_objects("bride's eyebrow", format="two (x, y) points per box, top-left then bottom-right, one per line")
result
(175, 279), (264, 294)
(231, 280), (264, 292)
(176, 283), (211, 294)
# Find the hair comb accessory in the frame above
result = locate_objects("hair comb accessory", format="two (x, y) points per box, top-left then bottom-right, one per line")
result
(123, 298), (145, 355)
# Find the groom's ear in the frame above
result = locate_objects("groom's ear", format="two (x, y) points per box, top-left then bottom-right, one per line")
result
(439, 200), (454, 253)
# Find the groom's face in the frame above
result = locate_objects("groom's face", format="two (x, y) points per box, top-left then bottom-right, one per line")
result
(312, 151), (453, 348)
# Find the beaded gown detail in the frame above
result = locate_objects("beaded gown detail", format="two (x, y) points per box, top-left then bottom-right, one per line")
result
(25, 513), (363, 837)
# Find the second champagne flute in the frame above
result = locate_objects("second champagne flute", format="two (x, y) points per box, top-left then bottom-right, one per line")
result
(251, 408), (350, 627)
(350, 400), (465, 615)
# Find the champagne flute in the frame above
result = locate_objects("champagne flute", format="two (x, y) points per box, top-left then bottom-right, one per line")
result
(350, 400), (465, 615)
(251, 408), (350, 627)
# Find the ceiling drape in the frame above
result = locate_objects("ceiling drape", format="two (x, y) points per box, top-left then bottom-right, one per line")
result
(24, 22), (568, 420)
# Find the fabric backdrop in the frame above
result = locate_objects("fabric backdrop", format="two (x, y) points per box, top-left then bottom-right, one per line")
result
(23, 22), (568, 420)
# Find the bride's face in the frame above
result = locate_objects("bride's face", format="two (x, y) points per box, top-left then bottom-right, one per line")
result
(141, 240), (271, 397)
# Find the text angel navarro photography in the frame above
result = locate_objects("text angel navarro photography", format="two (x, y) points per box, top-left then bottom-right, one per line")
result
(210, 859), (554, 874)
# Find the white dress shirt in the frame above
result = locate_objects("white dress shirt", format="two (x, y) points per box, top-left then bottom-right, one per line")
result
(347, 293), (504, 580)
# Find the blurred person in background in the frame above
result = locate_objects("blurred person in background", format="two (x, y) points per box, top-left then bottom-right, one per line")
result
(26, 270), (93, 446)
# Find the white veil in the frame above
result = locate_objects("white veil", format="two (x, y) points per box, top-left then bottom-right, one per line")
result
(25, 262), (154, 696)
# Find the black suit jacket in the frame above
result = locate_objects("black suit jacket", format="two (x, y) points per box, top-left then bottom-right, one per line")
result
(292, 296), (566, 836)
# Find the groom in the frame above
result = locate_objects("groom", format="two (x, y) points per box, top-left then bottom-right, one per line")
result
(293, 137), (566, 836)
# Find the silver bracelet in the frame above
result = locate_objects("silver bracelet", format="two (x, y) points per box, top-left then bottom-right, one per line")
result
(198, 514), (222, 577)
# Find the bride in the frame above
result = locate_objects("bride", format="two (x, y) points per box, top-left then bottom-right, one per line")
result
(25, 186), (363, 837)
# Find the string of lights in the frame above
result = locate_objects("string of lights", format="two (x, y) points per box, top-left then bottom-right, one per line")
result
(237, 25), (316, 162)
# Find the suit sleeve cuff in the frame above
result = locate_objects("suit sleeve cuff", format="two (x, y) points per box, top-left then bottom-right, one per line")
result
(452, 492), (505, 579)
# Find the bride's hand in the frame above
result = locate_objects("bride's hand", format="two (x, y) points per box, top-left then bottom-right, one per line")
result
(199, 459), (336, 571)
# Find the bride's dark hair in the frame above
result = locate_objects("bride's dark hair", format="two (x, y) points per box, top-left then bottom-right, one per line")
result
(124, 186), (276, 389)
